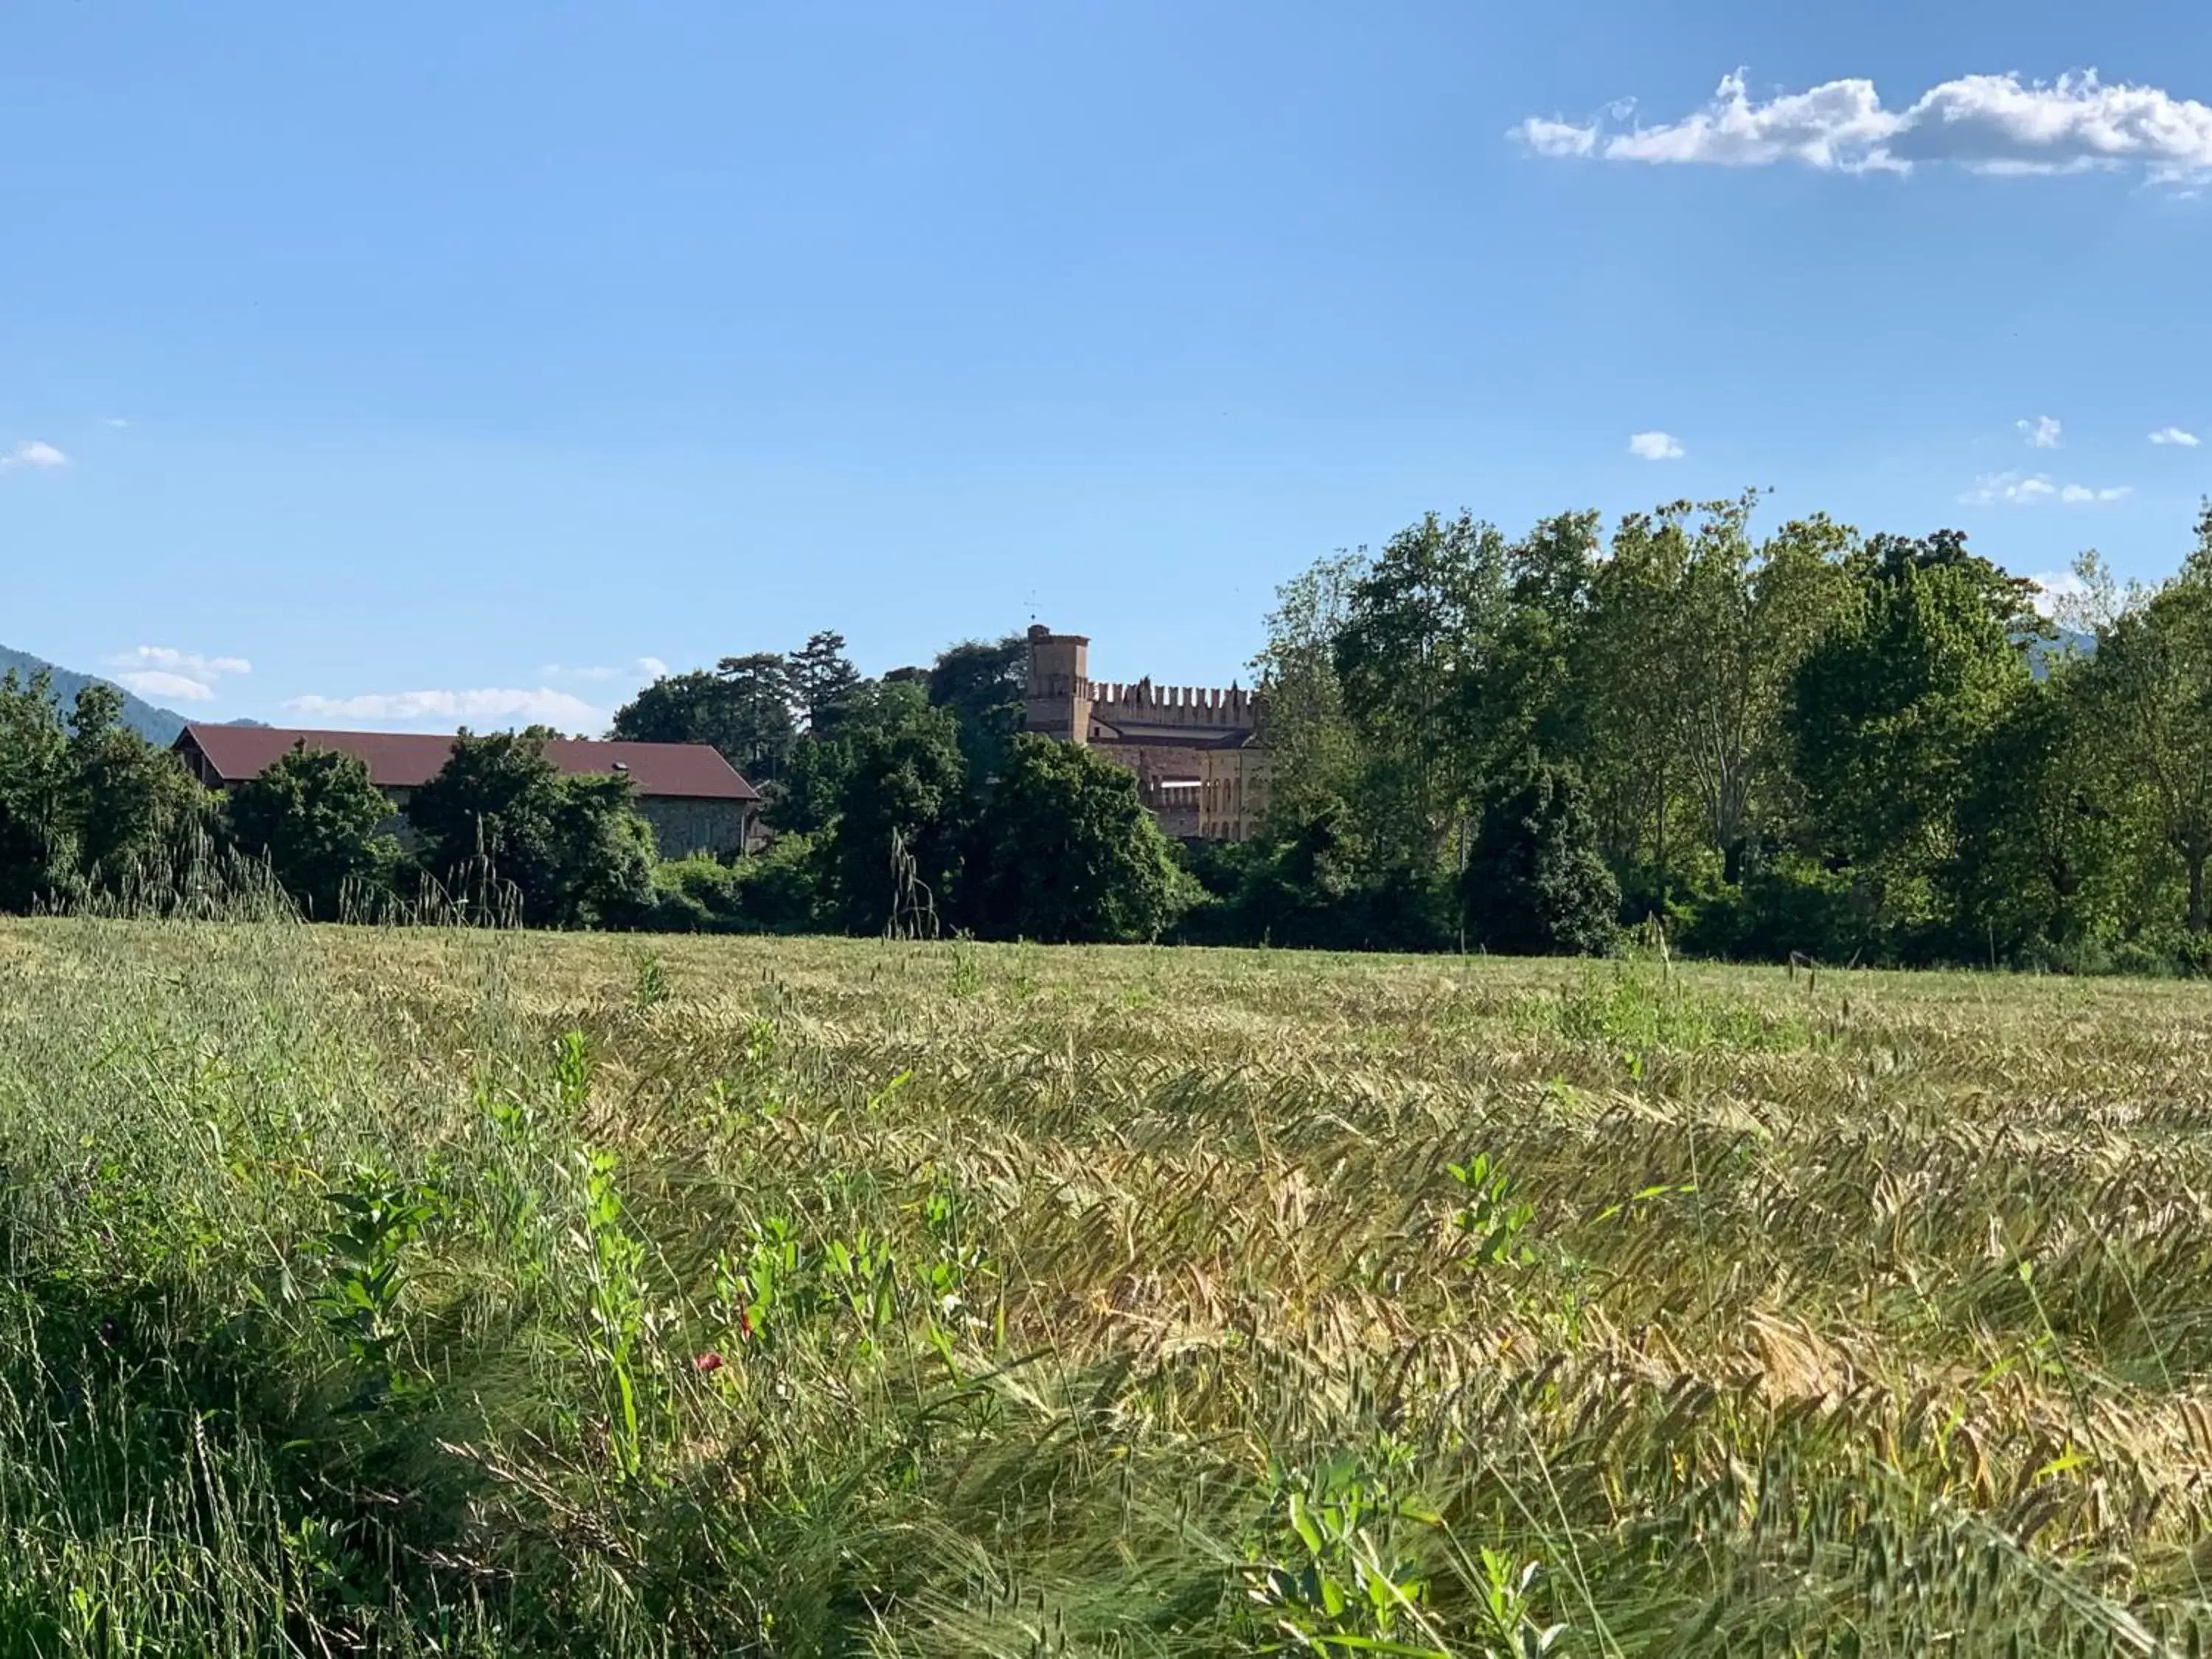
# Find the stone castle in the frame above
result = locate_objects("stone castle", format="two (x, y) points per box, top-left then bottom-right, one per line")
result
(1022, 625), (1270, 841)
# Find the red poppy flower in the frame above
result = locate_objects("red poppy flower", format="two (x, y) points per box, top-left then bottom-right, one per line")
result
(694, 1351), (725, 1374)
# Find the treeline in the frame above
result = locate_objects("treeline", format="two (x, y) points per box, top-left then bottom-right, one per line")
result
(1196, 492), (2212, 971)
(15, 490), (2212, 967)
(0, 676), (664, 927)
(0, 635), (1195, 944)
(611, 631), (1191, 941)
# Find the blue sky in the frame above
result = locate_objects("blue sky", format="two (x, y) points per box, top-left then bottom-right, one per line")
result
(5, 1), (2211, 729)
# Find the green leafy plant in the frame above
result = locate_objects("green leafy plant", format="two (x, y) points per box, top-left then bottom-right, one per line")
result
(1245, 1451), (1444, 1654)
(312, 1166), (444, 1406)
(1446, 1153), (1537, 1268)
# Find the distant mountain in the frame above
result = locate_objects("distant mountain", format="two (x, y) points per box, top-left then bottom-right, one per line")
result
(2025, 627), (2096, 681)
(0, 645), (190, 744)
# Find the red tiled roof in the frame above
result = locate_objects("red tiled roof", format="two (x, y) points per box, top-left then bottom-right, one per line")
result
(176, 725), (759, 801)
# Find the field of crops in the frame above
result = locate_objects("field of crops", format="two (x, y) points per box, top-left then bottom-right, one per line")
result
(2, 918), (2211, 1654)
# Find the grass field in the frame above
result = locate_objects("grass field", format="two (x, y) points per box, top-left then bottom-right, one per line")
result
(2, 918), (2211, 1654)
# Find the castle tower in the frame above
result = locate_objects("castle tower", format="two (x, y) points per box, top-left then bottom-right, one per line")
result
(1024, 624), (1093, 745)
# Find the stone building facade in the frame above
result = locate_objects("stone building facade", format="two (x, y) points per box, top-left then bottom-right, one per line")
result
(1022, 625), (1272, 841)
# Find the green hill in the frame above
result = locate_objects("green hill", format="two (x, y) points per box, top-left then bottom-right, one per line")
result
(0, 645), (189, 745)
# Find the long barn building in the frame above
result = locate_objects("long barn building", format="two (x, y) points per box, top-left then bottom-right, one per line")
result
(174, 724), (760, 858)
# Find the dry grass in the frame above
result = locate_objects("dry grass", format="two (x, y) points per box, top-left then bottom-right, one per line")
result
(2, 918), (2210, 1653)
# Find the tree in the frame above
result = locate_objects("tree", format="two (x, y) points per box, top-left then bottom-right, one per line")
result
(611, 671), (745, 754)
(610, 659), (795, 782)
(66, 682), (215, 889)
(709, 652), (800, 781)
(0, 675), (214, 910)
(1787, 537), (2033, 941)
(408, 728), (566, 909)
(548, 773), (657, 928)
(790, 630), (863, 736)
(1251, 552), (1365, 832)
(0, 670), (77, 911)
(1950, 670), (2135, 957)
(227, 744), (397, 917)
(970, 736), (1190, 942)
(1574, 504), (1702, 889)
(1333, 512), (1515, 870)
(2079, 513), (2212, 932)
(823, 699), (970, 934)
(1462, 761), (1620, 957)
(1658, 504), (1857, 886)
(408, 729), (655, 927)
(928, 635), (1029, 782)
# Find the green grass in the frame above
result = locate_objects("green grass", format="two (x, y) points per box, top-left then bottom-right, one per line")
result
(2, 918), (2211, 1653)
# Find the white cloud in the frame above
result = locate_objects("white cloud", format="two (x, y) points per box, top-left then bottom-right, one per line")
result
(1519, 116), (1601, 159)
(2027, 568), (2088, 618)
(100, 417), (129, 430)
(2151, 426), (2202, 446)
(1515, 68), (2212, 183)
(117, 670), (218, 703)
(2019, 415), (2062, 449)
(284, 687), (608, 730)
(107, 645), (252, 680)
(540, 656), (672, 684)
(0, 439), (69, 470)
(1963, 470), (2130, 505)
(1964, 473), (2056, 504)
(1628, 430), (1685, 460)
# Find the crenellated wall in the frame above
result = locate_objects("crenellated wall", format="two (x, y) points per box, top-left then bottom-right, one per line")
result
(1024, 622), (1267, 840)
(1085, 679), (1258, 731)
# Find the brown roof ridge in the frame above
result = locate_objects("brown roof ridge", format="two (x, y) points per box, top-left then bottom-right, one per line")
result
(175, 724), (759, 800)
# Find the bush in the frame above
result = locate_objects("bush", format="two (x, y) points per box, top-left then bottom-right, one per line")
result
(1462, 762), (1619, 957)
(1677, 857), (1863, 964)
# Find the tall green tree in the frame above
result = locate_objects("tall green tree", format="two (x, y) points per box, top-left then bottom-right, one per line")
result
(1332, 512), (1514, 870)
(928, 635), (1029, 782)
(1575, 504), (1703, 888)
(790, 630), (863, 736)
(1787, 533), (2036, 939)
(227, 745), (398, 917)
(709, 653), (799, 781)
(0, 670), (77, 911)
(970, 735), (1190, 943)
(824, 698), (970, 934)
(0, 674), (216, 911)
(409, 729), (653, 926)
(1666, 507), (1858, 884)
(548, 773), (658, 928)
(66, 682), (215, 887)
(1251, 552), (1365, 832)
(1950, 669), (2135, 956)
(2079, 513), (2212, 931)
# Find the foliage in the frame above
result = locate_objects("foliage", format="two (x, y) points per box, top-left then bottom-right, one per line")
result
(226, 743), (400, 917)
(969, 734), (1193, 942)
(926, 633), (1029, 782)
(823, 696), (970, 933)
(2076, 510), (2212, 933)
(408, 728), (655, 927)
(1462, 762), (1619, 957)
(652, 837), (827, 933)
(0, 671), (217, 912)
(611, 657), (796, 782)
(1787, 537), (2036, 944)
(789, 629), (863, 736)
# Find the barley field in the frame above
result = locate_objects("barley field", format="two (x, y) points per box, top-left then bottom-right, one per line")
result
(1, 917), (2211, 1655)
